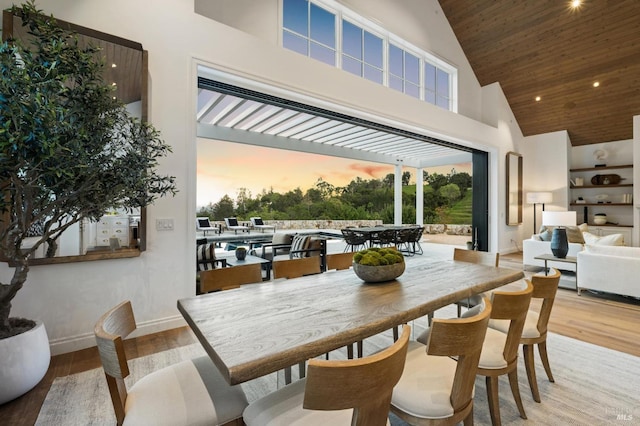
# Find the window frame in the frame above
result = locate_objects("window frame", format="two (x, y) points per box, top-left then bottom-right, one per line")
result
(280, 0), (458, 112)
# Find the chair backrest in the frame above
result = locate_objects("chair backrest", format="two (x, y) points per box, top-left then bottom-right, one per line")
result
(94, 301), (137, 425)
(341, 228), (368, 245)
(326, 252), (355, 270)
(196, 217), (212, 230)
(303, 325), (411, 426)
(273, 256), (322, 279)
(196, 242), (218, 271)
(453, 247), (500, 267)
(426, 297), (492, 413)
(200, 263), (263, 293)
(531, 268), (561, 336)
(371, 229), (396, 245)
(490, 280), (534, 364)
(250, 217), (264, 226)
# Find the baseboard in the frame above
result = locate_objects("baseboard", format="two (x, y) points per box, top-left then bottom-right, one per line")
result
(48, 315), (187, 356)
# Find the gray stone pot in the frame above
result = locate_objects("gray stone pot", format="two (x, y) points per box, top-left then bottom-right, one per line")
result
(353, 261), (405, 283)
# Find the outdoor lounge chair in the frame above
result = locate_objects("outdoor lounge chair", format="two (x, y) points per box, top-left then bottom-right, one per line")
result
(196, 217), (220, 236)
(224, 217), (250, 234)
(250, 217), (275, 233)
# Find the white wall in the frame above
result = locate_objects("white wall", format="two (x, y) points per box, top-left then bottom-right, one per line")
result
(1, 0), (523, 354)
(522, 131), (572, 235)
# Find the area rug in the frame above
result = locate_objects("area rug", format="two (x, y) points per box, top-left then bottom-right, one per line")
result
(36, 324), (639, 426)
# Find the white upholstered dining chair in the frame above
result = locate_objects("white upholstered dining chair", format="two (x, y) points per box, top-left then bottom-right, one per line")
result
(243, 325), (411, 426)
(94, 300), (248, 426)
(391, 297), (492, 425)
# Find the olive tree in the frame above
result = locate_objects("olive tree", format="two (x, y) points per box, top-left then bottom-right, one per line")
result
(0, 2), (176, 338)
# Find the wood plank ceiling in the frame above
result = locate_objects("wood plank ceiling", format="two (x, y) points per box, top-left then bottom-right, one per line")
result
(438, 0), (640, 146)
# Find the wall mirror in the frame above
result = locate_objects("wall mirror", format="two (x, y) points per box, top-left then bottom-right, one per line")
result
(2, 10), (147, 264)
(506, 151), (523, 226)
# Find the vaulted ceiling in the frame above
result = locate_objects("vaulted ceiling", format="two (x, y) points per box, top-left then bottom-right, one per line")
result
(439, 0), (640, 146)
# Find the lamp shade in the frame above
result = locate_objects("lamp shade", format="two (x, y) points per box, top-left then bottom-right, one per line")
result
(526, 192), (553, 204)
(542, 211), (576, 227)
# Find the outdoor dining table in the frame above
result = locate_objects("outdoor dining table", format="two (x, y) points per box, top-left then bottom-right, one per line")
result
(177, 257), (524, 385)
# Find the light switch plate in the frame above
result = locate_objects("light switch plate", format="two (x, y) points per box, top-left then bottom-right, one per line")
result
(156, 218), (174, 231)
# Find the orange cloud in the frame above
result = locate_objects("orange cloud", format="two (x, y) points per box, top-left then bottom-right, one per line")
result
(348, 163), (391, 178)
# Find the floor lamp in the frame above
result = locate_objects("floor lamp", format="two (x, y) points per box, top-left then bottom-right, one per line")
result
(526, 192), (553, 234)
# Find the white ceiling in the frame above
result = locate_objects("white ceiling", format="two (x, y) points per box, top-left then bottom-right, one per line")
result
(196, 76), (472, 170)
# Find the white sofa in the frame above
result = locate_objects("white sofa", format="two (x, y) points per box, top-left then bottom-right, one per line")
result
(577, 245), (640, 298)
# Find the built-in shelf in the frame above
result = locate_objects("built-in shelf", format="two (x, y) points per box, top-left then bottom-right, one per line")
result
(570, 164), (633, 172)
(586, 223), (633, 228)
(570, 184), (633, 189)
(570, 203), (633, 206)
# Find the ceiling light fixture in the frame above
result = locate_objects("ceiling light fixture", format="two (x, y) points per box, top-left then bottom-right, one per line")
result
(535, 96), (541, 102)
(570, 0), (582, 8)
(111, 63), (117, 68)
(593, 81), (600, 87)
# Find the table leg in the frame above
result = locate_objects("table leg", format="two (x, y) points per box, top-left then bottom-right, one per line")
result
(544, 260), (549, 276)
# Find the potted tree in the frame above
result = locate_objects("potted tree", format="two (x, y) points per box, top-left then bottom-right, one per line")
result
(0, 1), (176, 403)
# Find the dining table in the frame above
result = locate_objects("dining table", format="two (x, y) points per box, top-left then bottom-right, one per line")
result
(177, 256), (524, 385)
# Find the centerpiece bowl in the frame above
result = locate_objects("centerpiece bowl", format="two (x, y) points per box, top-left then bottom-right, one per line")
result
(352, 247), (405, 283)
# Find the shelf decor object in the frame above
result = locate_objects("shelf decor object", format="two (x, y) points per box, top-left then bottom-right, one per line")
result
(542, 211), (577, 259)
(526, 192), (553, 233)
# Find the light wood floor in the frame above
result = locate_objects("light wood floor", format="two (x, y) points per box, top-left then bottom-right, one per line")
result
(2, 251), (639, 425)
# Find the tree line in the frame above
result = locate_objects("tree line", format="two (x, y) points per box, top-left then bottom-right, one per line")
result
(197, 170), (472, 224)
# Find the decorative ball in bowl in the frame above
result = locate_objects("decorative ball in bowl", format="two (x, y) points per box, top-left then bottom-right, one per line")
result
(352, 248), (405, 283)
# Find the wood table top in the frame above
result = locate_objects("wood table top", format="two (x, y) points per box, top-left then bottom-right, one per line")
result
(178, 257), (524, 384)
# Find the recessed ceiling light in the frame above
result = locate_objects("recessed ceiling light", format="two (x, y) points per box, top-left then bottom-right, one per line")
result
(570, 0), (582, 8)
(593, 81), (600, 87)
(111, 63), (117, 68)
(535, 96), (541, 102)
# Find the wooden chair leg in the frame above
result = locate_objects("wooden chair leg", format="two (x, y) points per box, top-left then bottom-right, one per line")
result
(508, 369), (527, 419)
(463, 406), (474, 426)
(486, 376), (502, 426)
(523, 343), (541, 403)
(284, 366), (292, 385)
(538, 340), (555, 383)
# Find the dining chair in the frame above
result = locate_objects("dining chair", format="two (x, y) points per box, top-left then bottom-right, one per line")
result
(488, 268), (561, 403)
(326, 251), (355, 271)
(341, 228), (368, 252)
(369, 228), (396, 248)
(471, 280), (533, 426)
(243, 325), (410, 426)
(200, 263), (263, 293)
(394, 227), (415, 255)
(94, 301), (248, 426)
(391, 297), (492, 425)
(272, 256), (322, 279)
(272, 255), (323, 383)
(453, 247), (500, 317)
(325, 251), (363, 358)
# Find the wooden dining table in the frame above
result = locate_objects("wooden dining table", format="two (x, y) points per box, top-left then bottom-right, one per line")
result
(177, 257), (524, 385)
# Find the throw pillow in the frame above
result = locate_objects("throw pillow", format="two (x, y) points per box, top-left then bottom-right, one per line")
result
(290, 235), (311, 259)
(227, 217), (239, 227)
(582, 232), (624, 246)
(197, 243), (217, 271)
(271, 233), (293, 246)
(253, 217), (264, 225)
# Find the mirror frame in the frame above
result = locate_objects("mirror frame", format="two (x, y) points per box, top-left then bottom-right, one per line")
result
(506, 151), (523, 226)
(2, 10), (147, 265)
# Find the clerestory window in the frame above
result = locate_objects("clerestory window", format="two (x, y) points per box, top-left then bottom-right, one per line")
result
(282, 0), (457, 112)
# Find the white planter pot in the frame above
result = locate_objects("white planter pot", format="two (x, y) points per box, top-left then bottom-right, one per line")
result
(0, 320), (51, 404)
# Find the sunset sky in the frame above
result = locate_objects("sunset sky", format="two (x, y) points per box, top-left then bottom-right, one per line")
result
(196, 139), (471, 208)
